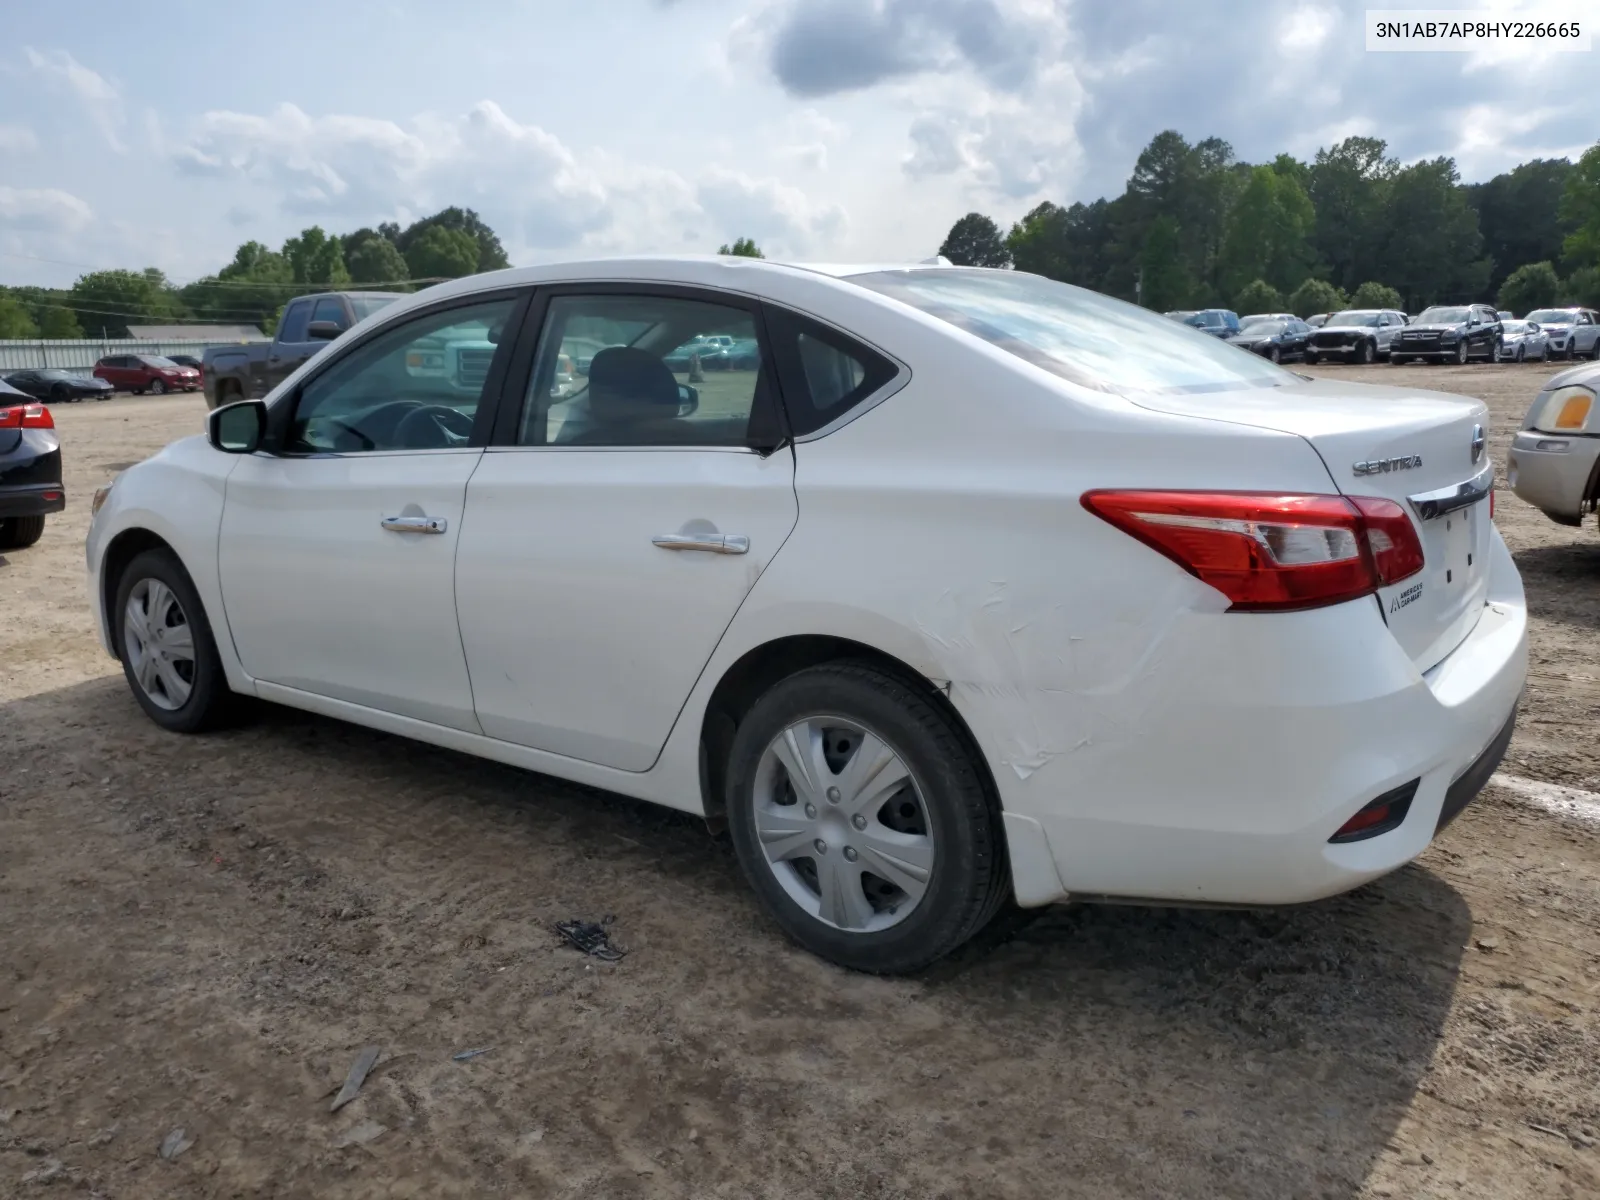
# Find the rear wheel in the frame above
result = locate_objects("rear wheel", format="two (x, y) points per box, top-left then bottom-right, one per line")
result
(1590, 340), (1600, 361)
(0, 515), (45, 550)
(114, 549), (237, 733)
(131, 388), (145, 396)
(49, 383), (71, 403)
(1390, 355), (1408, 365)
(1303, 351), (1319, 365)
(725, 662), (1008, 974)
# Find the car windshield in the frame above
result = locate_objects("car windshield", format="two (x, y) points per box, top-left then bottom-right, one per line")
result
(141, 356), (179, 367)
(1501, 321), (1529, 334)
(1329, 311), (1380, 327)
(1525, 309), (1575, 324)
(350, 296), (399, 321)
(38, 370), (72, 380)
(849, 269), (1290, 395)
(1241, 321), (1286, 336)
(1417, 307), (1470, 323)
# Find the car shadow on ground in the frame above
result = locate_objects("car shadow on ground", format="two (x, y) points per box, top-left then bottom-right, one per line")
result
(4, 676), (1472, 1198)
(1513, 540), (1600, 632)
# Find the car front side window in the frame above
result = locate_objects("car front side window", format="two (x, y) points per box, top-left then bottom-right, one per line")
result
(285, 297), (517, 455)
(279, 302), (312, 344)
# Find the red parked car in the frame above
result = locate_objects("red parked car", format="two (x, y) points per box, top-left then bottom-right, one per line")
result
(92, 354), (201, 395)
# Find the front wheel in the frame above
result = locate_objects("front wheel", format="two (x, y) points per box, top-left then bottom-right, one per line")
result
(1357, 340), (1376, 365)
(114, 549), (238, 733)
(1267, 345), (1280, 363)
(149, 379), (168, 395)
(1303, 351), (1320, 365)
(1515, 344), (1526, 363)
(725, 662), (1008, 974)
(0, 515), (45, 550)
(1454, 340), (1469, 365)
(1390, 355), (1408, 365)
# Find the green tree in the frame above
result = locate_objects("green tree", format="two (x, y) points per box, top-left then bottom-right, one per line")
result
(1560, 142), (1600, 268)
(937, 213), (1010, 268)
(396, 207), (509, 273)
(1349, 281), (1403, 310)
(1288, 277), (1346, 317)
(404, 225), (480, 280)
(1139, 216), (1195, 310)
(0, 292), (39, 338)
(1468, 158), (1574, 292)
(181, 241), (295, 332)
(1007, 199), (1120, 291)
(1233, 279), (1285, 315)
(717, 237), (765, 258)
(1562, 265), (1600, 308)
(1123, 131), (1239, 300)
(283, 227), (351, 287)
(1308, 137), (1397, 294)
(67, 268), (185, 338)
(345, 232), (411, 286)
(1380, 158), (1489, 308)
(1218, 165), (1316, 298)
(38, 306), (82, 338)
(1497, 261), (1562, 314)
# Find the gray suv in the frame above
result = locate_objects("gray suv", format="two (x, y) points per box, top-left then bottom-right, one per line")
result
(1303, 309), (1409, 364)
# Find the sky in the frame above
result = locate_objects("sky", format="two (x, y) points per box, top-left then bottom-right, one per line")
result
(1, 0), (1597, 290)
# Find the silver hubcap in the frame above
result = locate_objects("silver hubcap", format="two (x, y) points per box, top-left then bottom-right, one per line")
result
(123, 578), (195, 710)
(752, 717), (934, 933)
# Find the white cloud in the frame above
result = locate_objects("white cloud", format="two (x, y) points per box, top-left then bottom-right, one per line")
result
(173, 99), (850, 261)
(0, 124), (37, 153)
(23, 47), (124, 152)
(0, 185), (93, 233)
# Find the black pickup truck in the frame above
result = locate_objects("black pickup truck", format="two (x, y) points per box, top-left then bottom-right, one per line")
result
(203, 291), (401, 409)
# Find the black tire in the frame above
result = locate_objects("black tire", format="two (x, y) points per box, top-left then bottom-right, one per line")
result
(1303, 351), (1319, 365)
(150, 379), (168, 395)
(49, 383), (70, 403)
(725, 661), (1009, 974)
(1357, 340), (1376, 365)
(1516, 345), (1525, 363)
(1390, 355), (1408, 365)
(132, 388), (145, 396)
(1590, 340), (1600, 361)
(113, 548), (238, 733)
(1267, 345), (1280, 363)
(0, 515), (46, 550)
(1454, 340), (1469, 365)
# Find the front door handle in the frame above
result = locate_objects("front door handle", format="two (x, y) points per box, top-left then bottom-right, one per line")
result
(382, 515), (448, 534)
(652, 532), (749, 555)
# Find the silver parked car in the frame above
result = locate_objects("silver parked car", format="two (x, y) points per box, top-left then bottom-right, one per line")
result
(1523, 308), (1600, 360)
(1303, 309), (1409, 364)
(1508, 361), (1600, 527)
(1496, 320), (1551, 362)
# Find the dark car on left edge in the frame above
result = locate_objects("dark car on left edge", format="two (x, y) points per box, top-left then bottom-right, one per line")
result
(1226, 315), (1312, 362)
(3, 368), (114, 403)
(0, 378), (65, 551)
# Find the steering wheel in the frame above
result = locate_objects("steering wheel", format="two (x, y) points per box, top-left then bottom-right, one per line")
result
(394, 404), (474, 449)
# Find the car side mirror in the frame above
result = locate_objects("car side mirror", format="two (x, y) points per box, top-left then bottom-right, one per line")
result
(1529, 323), (1540, 331)
(677, 384), (699, 417)
(307, 320), (343, 341)
(207, 399), (267, 454)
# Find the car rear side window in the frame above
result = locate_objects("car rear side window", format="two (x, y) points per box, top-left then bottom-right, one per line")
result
(279, 301), (311, 344)
(763, 307), (898, 437)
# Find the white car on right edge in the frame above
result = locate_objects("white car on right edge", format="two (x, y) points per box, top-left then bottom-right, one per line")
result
(1524, 308), (1600, 361)
(1508, 361), (1600, 527)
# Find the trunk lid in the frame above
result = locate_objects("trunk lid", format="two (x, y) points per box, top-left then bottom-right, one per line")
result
(1130, 377), (1493, 672)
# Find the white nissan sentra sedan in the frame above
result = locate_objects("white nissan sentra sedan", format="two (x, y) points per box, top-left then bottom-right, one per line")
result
(87, 257), (1527, 973)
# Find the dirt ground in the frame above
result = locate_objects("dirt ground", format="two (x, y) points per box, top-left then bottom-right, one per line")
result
(2, 363), (1597, 1200)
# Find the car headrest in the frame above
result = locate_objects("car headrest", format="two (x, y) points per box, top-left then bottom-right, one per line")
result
(587, 347), (680, 425)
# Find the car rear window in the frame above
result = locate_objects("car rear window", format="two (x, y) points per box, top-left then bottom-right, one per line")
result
(848, 269), (1289, 395)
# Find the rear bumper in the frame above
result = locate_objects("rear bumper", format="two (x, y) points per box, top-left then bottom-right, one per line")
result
(998, 527), (1528, 908)
(0, 484), (66, 518)
(1507, 429), (1600, 521)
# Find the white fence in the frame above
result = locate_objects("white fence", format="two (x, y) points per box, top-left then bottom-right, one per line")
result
(0, 337), (266, 375)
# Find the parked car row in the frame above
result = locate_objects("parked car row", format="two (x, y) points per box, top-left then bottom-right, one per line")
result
(1203, 304), (1600, 366)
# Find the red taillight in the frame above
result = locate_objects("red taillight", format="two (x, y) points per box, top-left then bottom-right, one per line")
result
(0, 403), (54, 430)
(1081, 490), (1425, 612)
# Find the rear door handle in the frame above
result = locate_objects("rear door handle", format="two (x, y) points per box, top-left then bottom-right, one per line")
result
(652, 533), (749, 555)
(382, 515), (448, 534)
